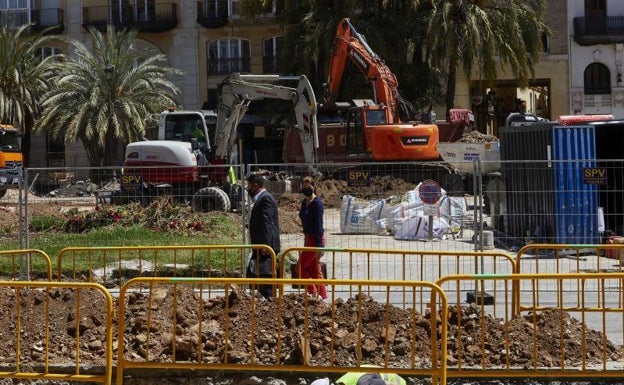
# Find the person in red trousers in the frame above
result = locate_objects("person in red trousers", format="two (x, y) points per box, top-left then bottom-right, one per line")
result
(295, 176), (327, 299)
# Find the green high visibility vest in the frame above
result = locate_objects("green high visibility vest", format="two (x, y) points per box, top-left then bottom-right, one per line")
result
(335, 371), (406, 385)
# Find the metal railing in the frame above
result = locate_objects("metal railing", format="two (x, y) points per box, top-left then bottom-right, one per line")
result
(56, 245), (276, 287)
(2, 159), (624, 255)
(116, 277), (449, 385)
(281, 246), (515, 313)
(0, 281), (114, 384)
(0, 249), (52, 280)
(436, 272), (624, 380)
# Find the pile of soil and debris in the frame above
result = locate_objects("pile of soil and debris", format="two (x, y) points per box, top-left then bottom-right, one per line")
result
(0, 285), (619, 372)
(458, 130), (499, 143)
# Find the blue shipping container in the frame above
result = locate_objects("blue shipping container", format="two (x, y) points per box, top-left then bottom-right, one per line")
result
(552, 125), (599, 244)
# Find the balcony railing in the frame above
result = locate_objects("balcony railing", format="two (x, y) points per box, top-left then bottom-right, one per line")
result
(197, 0), (228, 28)
(207, 57), (251, 76)
(32, 8), (64, 33)
(574, 16), (624, 45)
(83, 3), (177, 33)
(0, 8), (63, 33)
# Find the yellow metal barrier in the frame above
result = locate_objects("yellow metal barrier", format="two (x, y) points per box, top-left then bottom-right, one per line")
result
(281, 247), (515, 313)
(0, 281), (114, 384)
(116, 277), (448, 385)
(514, 244), (624, 314)
(0, 249), (52, 280)
(55, 245), (276, 285)
(516, 243), (624, 275)
(436, 273), (624, 380)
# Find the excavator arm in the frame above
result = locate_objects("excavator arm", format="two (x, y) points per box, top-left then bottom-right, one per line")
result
(325, 18), (412, 123)
(213, 73), (318, 164)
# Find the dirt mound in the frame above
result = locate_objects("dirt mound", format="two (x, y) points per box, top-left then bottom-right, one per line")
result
(1, 286), (619, 371)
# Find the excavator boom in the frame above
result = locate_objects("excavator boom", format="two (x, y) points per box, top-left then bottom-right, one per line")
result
(322, 18), (439, 161)
(326, 18), (405, 123)
(214, 73), (318, 164)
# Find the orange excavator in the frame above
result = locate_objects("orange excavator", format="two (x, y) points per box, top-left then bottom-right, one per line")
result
(322, 18), (439, 161)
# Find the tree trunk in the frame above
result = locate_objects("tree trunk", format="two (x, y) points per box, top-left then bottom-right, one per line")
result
(445, 62), (457, 121)
(103, 129), (124, 168)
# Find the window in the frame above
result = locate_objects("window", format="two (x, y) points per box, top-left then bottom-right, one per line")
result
(585, 0), (606, 19)
(0, 0), (31, 28)
(46, 134), (65, 167)
(108, 0), (154, 23)
(584, 63), (611, 95)
(229, 0), (274, 18)
(41, 46), (62, 58)
(540, 31), (549, 53)
(207, 38), (251, 75)
(228, 0), (241, 18)
(135, 0), (155, 22)
(263, 36), (282, 73)
(200, 0), (227, 18)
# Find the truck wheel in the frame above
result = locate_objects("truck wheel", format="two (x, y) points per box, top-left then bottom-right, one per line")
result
(192, 187), (231, 212)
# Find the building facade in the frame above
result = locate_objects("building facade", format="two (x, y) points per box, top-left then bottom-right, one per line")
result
(569, 0), (624, 117)
(453, 0), (570, 136)
(2, 1), (575, 168)
(2, 0), (283, 169)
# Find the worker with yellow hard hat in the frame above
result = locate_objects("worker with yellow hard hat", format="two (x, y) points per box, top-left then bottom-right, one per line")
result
(335, 371), (406, 385)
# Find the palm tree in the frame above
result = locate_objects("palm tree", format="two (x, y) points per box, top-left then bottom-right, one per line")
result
(0, 24), (57, 166)
(425, 0), (549, 117)
(248, 1), (437, 109)
(36, 25), (182, 169)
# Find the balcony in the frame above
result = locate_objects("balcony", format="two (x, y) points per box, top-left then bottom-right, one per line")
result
(573, 16), (624, 45)
(0, 8), (64, 34)
(197, 0), (228, 28)
(207, 57), (251, 76)
(82, 3), (177, 33)
(32, 8), (64, 34)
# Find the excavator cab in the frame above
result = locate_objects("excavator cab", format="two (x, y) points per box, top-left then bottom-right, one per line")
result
(345, 108), (366, 156)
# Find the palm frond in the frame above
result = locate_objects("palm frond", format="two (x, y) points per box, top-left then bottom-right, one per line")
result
(36, 26), (182, 167)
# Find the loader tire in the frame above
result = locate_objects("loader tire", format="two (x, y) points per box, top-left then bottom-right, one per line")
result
(0, 188), (7, 199)
(191, 187), (231, 212)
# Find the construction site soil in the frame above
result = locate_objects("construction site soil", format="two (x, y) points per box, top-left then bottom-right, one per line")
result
(0, 284), (620, 385)
(0, 179), (622, 384)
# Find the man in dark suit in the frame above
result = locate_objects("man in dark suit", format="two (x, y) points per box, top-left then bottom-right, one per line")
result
(245, 173), (281, 298)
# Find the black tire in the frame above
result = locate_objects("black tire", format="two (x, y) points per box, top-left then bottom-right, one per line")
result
(191, 187), (231, 212)
(0, 188), (7, 199)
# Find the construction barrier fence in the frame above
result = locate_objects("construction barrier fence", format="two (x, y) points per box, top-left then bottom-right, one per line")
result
(514, 243), (624, 315)
(435, 272), (624, 380)
(3, 246), (624, 383)
(0, 281), (114, 384)
(55, 244), (276, 287)
(0, 249), (52, 281)
(281, 247), (515, 313)
(2, 159), (624, 254)
(115, 277), (449, 385)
